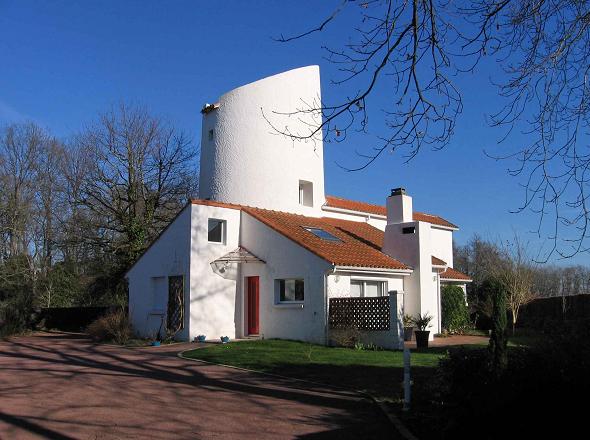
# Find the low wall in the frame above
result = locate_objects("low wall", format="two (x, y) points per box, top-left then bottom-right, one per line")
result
(37, 306), (125, 332)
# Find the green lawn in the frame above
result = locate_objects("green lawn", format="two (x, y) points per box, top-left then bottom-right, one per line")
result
(182, 339), (447, 401)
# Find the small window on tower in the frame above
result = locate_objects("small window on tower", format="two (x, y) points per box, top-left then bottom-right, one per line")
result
(299, 180), (313, 207)
(208, 129), (214, 141)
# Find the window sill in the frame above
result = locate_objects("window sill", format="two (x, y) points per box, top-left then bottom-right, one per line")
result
(273, 303), (304, 309)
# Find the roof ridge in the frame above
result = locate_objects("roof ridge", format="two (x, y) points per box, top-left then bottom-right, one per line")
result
(324, 194), (458, 229)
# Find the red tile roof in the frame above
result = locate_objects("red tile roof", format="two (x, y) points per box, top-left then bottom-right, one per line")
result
(243, 207), (410, 271)
(324, 195), (458, 229)
(440, 267), (472, 281)
(432, 256), (447, 266)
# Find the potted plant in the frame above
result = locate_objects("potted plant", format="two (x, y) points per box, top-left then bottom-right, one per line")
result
(413, 313), (433, 348)
(220, 336), (230, 344)
(402, 314), (414, 341)
(195, 335), (206, 343)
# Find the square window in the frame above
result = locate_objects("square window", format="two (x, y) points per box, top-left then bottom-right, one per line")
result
(350, 280), (386, 297)
(278, 279), (304, 302)
(208, 219), (225, 243)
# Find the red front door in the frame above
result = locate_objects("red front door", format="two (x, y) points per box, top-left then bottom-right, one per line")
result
(247, 276), (259, 335)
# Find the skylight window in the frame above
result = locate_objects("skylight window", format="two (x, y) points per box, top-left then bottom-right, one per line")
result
(304, 227), (342, 242)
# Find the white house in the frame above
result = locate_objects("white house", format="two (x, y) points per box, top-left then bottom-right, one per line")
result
(126, 66), (471, 348)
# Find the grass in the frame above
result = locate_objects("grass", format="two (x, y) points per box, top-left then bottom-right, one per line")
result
(183, 339), (447, 401)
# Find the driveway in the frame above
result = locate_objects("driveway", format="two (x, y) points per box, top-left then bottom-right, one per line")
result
(0, 332), (393, 439)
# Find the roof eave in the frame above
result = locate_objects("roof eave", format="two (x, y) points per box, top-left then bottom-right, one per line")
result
(334, 265), (413, 275)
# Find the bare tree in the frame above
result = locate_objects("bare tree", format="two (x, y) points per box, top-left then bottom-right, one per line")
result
(271, 0), (462, 169)
(0, 123), (45, 259)
(74, 103), (198, 266)
(275, 0), (590, 258)
(491, 234), (537, 333)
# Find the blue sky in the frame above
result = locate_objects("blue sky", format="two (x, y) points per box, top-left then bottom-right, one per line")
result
(1, 0), (586, 265)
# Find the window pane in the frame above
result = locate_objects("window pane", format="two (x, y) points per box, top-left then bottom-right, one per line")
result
(208, 219), (224, 242)
(295, 280), (305, 301)
(282, 280), (295, 301)
(304, 227), (342, 242)
(279, 279), (304, 302)
(350, 280), (363, 297)
(364, 281), (382, 297)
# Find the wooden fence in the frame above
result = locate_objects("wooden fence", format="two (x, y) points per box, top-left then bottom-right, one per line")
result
(329, 296), (390, 331)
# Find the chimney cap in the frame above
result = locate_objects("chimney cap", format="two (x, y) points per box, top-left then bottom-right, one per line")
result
(391, 187), (406, 196)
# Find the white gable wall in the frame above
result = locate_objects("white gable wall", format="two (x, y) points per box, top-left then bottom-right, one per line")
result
(240, 212), (331, 344)
(127, 205), (191, 340)
(188, 203), (242, 341)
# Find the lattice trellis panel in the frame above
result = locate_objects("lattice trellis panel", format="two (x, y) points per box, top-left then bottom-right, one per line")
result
(167, 276), (185, 333)
(329, 296), (390, 331)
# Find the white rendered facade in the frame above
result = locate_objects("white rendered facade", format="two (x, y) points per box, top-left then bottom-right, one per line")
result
(199, 66), (326, 216)
(127, 66), (469, 347)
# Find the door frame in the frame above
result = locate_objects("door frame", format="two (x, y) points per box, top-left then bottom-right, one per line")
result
(246, 276), (260, 335)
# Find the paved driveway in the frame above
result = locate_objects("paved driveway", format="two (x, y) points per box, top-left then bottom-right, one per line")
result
(0, 333), (393, 439)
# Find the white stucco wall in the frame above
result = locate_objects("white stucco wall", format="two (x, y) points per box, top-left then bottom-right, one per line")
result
(240, 212), (331, 344)
(127, 205), (191, 340)
(199, 66), (326, 215)
(382, 220), (442, 338)
(188, 203), (242, 341)
(430, 226), (454, 267)
(320, 207), (388, 231)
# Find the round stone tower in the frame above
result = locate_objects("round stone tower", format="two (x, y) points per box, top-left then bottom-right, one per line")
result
(198, 66), (326, 215)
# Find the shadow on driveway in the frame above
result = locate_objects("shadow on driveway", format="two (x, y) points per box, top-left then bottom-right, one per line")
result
(0, 332), (395, 439)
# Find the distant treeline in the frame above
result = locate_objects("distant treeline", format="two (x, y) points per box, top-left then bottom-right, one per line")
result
(0, 104), (198, 335)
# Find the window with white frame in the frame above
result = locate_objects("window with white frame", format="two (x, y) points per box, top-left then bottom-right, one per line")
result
(350, 280), (386, 297)
(276, 279), (305, 302)
(208, 218), (226, 243)
(298, 180), (313, 207)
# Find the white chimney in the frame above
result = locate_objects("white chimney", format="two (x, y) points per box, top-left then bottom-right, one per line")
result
(387, 187), (413, 224)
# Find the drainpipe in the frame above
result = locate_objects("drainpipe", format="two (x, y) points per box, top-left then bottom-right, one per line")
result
(324, 264), (337, 346)
(437, 271), (441, 334)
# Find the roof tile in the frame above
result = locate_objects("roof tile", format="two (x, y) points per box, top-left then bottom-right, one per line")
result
(324, 195), (458, 229)
(432, 256), (447, 266)
(440, 267), (472, 281)
(243, 207), (410, 271)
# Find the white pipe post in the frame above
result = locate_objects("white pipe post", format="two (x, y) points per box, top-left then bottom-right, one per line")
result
(403, 346), (411, 411)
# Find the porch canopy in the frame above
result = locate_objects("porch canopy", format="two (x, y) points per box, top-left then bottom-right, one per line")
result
(210, 246), (265, 279)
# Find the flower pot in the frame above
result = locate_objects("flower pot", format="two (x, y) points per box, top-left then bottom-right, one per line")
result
(220, 336), (230, 343)
(195, 335), (206, 343)
(414, 330), (430, 348)
(151, 341), (161, 347)
(403, 327), (414, 341)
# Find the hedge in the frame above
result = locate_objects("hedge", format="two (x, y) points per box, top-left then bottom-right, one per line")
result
(442, 285), (470, 333)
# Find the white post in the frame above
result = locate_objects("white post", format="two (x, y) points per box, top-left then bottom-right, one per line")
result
(403, 346), (411, 411)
